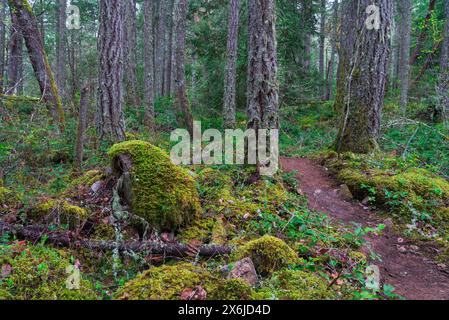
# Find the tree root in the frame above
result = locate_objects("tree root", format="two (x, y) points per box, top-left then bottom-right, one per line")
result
(0, 221), (234, 258)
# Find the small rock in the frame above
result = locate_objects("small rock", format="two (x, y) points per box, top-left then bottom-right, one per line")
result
(227, 257), (258, 286)
(361, 197), (370, 205)
(398, 246), (407, 253)
(397, 238), (404, 244)
(338, 184), (353, 201)
(438, 263), (447, 269)
(180, 286), (207, 300)
(91, 181), (103, 193)
(409, 245), (419, 252)
(296, 187), (304, 196)
(314, 189), (322, 196)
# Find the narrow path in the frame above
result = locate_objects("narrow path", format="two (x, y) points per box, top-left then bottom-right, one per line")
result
(280, 157), (449, 300)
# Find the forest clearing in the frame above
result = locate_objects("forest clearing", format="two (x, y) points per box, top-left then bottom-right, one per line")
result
(0, 0), (449, 303)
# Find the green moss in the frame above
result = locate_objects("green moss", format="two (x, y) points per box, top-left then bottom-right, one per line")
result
(234, 236), (298, 275)
(92, 223), (116, 241)
(28, 199), (89, 227)
(0, 243), (97, 300)
(209, 278), (254, 300)
(0, 187), (13, 206)
(108, 140), (200, 231)
(67, 170), (104, 191)
(253, 270), (335, 300)
(177, 217), (216, 243)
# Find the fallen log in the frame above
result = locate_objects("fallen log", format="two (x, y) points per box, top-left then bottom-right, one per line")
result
(0, 221), (234, 258)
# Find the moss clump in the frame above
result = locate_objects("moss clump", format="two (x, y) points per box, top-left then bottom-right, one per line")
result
(0, 243), (97, 300)
(209, 278), (254, 300)
(28, 199), (89, 228)
(0, 187), (13, 206)
(108, 140), (200, 231)
(67, 170), (104, 191)
(115, 263), (215, 300)
(234, 236), (298, 275)
(253, 270), (335, 300)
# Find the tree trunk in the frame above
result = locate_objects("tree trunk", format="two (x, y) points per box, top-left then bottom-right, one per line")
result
(143, 0), (155, 130)
(319, 0), (326, 97)
(75, 85), (89, 172)
(409, 0), (436, 66)
(123, 0), (138, 106)
(335, 0), (393, 154)
(0, 0), (6, 94)
(325, 0), (339, 101)
(97, 0), (126, 142)
(156, 0), (167, 97)
(174, 0), (194, 134)
(164, 0), (175, 97)
(56, 0), (67, 101)
(6, 10), (23, 95)
(398, 0), (412, 115)
(247, 0), (279, 130)
(438, 0), (449, 121)
(7, 0), (65, 131)
(223, 0), (240, 128)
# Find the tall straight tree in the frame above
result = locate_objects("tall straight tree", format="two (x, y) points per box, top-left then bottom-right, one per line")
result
(164, 0), (175, 96)
(143, 0), (155, 129)
(335, 0), (393, 153)
(56, 0), (67, 101)
(123, 0), (138, 106)
(7, 0), (65, 130)
(398, 0), (412, 115)
(7, 9), (23, 95)
(247, 0), (279, 130)
(325, 0), (339, 101)
(174, 0), (194, 134)
(0, 0), (6, 94)
(156, 0), (167, 97)
(223, 0), (240, 128)
(438, 0), (449, 121)
(318, 0), (326, 97)
(409, 0), (436, 66)
(98, 0), (126, 142)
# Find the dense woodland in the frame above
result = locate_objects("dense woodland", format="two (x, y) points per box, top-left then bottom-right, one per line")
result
(0, 0), (448, 301)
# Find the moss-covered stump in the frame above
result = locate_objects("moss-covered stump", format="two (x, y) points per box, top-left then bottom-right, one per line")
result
(114, 263), (253, 300)
(253, 270), (335, 300)
(0, 187), (14, 207)
(109, 140), (200, 231)
(0, 243), (97, 300)
(28, 199), (89, 229)
(234, 236), (298, 275)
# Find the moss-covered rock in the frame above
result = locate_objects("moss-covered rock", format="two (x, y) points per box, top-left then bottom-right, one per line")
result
(234, 236), (298, 275)
(0, 243), (97, 300)
(0, 187), (13, 206)
(253, 270), (335, 300)
(108, 140), (200, 231)
(115, 263), (252, 300)
(67, 170), (105, 192)
(28, 199), (89, 228)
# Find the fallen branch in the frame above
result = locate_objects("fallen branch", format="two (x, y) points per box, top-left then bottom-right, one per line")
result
(0, 221), (234, 258)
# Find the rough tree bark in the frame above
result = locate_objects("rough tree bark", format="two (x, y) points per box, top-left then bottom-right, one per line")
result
(325, 0), (339, 101)
(438, 0), (449, 121)
(398, 0), (412, 114)
(319, 0), (326, 97)
(75, 85), (89, 172)
(223, 0), (240, 128)
(164, 0), (174, 97)
(7, 0), (65, 131)
(123, 0), (138, 106)
(0, 0), (6, 94)
(143, 0), (155, 129)
(247, 0), (279, 130)
(156, 0), (167, 97)
(6, 9), (23, 95)
(97, 0), (126, 142)
(335, 0), (393, 154)
(174, 0), (194, 134)
(409, 0), (436, 66)
(56, 0), (67, 101)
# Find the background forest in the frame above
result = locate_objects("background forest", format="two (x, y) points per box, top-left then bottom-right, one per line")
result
(0, 0), (448, 301)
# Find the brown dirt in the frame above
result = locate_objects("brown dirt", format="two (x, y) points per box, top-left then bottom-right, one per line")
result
(280, 157), (449, 300)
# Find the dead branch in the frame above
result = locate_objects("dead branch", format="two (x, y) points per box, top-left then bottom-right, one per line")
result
(0, 221), (234, 258)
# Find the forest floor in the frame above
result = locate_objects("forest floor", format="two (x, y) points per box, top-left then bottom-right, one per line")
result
(281, 157), (449, 300)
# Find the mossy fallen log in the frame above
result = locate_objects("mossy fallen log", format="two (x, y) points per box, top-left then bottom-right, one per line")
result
(0, 221), (233, 258)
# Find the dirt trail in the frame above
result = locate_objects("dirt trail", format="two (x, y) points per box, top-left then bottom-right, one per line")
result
(280, 157), (449, 300)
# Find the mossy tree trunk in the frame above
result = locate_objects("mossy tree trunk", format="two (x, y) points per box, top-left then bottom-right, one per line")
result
(7, 0), (65, 131)
(97, 0), (126, 142)
(335, 0), (392, 154)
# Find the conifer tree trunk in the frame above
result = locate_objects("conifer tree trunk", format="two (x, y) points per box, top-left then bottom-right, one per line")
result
(319, 0), (326, 98)
(438, 0), (449, 121)
(7, 10), (23, 95)
(0, 0), (6, 94)
(174, 0), (194, 134)
(98, 0), (126, 142)
(223, 0), (240, 128)
(325, 0), (339, 101)
(7, 0), (65, 131)
(335, 0), (393, 154)
(398, 0), (412, 114)
(124, 0), (138, 106)
(56, 0), (67, 101)
(247, 0), (279, 130)
(143, 0), (155, 129)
